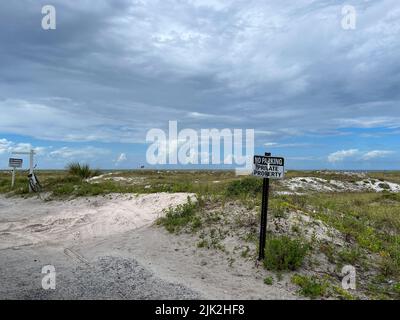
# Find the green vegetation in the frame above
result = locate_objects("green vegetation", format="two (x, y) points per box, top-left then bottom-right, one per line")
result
(291, 274), (329, 299)
(263, 276), (274, 285)
(332, 285), (356, 300)
(378, 183), (390, 190)
(319, 243), (336, 264)
(241, 246), (251, 258)
(291, 274), (356, 300)
(394, 283), (400, 296)
(270, 200), (290, 219)
(274, 189), (400, 298)
(197, 239), (208, 248)
(1, 169), (400, 202)
(225, 177), (262, 197)
(263, 236), (309, 271)
(66, 162), (101, 179)
(157, 197), (202, 233)
(337, 247), (364, 266)
(278, 192), (400, 278)
(0, 170), (238, 197)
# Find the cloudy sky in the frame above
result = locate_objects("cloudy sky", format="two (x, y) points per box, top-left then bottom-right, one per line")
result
(0, 0), (399, 170)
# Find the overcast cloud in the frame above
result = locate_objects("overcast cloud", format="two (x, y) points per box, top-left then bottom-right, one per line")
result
(0, 0), (399, 169)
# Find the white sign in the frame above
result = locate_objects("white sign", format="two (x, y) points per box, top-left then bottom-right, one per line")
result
(9, 158), (23, 168)
(252, 155), (285, 179)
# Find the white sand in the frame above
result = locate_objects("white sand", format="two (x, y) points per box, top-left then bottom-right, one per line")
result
(280, 177), (400, 193)
(0, 193), (299, 300)
(0, 193), (195, 250)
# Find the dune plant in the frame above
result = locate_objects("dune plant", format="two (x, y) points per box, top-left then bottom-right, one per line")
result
(66, 162), (101, 180)
(263, 236), (309, 271)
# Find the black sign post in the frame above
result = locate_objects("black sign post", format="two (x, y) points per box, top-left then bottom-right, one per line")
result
(252, 152), (285, 261)
(258, 152), (271, 261)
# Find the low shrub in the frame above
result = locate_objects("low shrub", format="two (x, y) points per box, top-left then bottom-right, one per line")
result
(66, 162), (101, 180)
(291, 274), (328, 299)
(263, 236), (309, 271)
(338, 247), (363, 265)
(378, 183), (390, 190)
(157, 197), (200, 233)
(225, 177), (263, 197)
(271, 200), (290, 219)
(263, 276), (274, 285)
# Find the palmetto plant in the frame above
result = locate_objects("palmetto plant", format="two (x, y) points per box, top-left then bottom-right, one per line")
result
(66, 162), (100, 180)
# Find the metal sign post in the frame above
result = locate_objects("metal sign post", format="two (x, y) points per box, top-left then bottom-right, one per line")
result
(259, 162), (270, 261)
(11, 168), (15, 188)
(252, 152), (285, 261)
(8, 158), (23, 189)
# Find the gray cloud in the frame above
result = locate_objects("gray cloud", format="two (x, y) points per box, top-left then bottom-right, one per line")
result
(1, 0), (399, 146)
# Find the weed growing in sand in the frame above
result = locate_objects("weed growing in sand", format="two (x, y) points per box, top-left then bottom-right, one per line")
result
(263, 236), (309, 271)
(263, 276), (274, 285)
(319, 243), (336, 264)
(197, 239), (208, 248)
(241, 246), (251, 258)
(291, 274), (329, 299)
(270, 200), (290, 219)
(157, 197), (202, 233)
(332, 285), (356, 300)
(379, 251), (400, 278)
(394, 283), (400, 296)
(337, 247), (364, 266)
(225, 177), (262, 197)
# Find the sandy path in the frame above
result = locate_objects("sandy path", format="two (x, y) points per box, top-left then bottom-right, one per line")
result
(0, 194), (298, 300)
(0, 193), (194, 250)
(82, 226), (299, 299)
